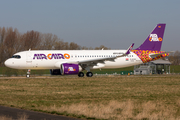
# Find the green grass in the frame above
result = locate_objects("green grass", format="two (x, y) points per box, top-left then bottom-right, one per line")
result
(170, 65), (180, 73)
(0, 65), (180, 77)
(0, 75), (180, 119)
(92, 66), (133, 75)
(0, 66), (134, 76)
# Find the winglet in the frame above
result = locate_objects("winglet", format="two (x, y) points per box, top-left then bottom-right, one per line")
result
(116, 43), (134, 58)
(125, 43), (134, 54)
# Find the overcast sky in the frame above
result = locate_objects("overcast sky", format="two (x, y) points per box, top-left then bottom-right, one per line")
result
(0, 0), (179, 51)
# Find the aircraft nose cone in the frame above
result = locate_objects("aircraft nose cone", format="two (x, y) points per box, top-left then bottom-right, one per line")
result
(4, 59), (11, 68)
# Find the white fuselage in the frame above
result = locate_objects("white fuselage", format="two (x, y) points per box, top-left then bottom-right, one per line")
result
(5, 50), (142, 70)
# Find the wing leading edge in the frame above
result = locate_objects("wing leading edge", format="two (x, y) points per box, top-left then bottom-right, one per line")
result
(66, 43), (134, 68)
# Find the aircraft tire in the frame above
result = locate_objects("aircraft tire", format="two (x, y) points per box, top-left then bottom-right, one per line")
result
(86, 72), (93, 77)
(26, 74), (30, 78)
(78, 72), (84, 77)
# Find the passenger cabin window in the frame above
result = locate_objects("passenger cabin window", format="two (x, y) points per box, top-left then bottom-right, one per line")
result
(12, 55), (21, 59)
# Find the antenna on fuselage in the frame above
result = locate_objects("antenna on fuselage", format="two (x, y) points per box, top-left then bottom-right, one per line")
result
(29, 48), (31, 51)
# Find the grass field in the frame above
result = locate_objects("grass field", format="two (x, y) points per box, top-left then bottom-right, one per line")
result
(0, 65), (180, 76)
(0, 75), (180, 119)
(0, 66), (134, 76)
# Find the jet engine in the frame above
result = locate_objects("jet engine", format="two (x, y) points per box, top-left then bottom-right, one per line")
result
(61, 63), (82, 75)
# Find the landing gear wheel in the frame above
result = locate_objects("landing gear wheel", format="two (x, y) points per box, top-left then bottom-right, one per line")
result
(26, 74), (30, 78)
(86, 72), (93, 77)
(78, 72), (84, 77)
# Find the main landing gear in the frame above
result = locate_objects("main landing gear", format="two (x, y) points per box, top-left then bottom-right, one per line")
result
(78, 72), (93, 77)
(86, 72), (93, 77)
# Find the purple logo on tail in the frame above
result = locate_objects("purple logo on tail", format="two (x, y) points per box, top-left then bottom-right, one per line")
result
(149, 34), (162, 42)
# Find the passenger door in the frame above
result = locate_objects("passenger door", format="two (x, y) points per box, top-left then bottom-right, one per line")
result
(26, 51), (32, 64)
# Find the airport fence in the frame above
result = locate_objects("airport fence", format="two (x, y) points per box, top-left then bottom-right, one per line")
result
(92, 70), (134, 75)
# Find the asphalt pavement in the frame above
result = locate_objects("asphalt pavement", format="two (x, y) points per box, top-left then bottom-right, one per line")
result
(0, 105), (80, 120)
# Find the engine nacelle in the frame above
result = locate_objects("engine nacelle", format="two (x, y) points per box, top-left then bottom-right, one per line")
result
(50, 69), (62, 75)
(61, 63), (82, 75)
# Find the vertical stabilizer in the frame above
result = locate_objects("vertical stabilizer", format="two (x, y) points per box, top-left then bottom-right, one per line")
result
(135, 24), (166, 51)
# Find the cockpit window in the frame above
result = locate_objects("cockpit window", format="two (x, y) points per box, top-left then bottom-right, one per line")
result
(12, 55), (21, 59)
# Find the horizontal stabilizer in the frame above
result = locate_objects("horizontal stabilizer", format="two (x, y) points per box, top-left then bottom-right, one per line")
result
(149, 51), (173, 58)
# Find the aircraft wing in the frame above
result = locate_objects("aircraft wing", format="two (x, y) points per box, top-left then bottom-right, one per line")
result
(79, 43), (134, 63)
(67, 43), (134, 67)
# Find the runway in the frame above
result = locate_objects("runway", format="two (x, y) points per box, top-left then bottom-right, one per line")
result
(0, 105), (79, 120)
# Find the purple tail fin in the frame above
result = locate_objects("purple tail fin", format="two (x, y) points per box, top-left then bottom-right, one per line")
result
(135, 24), (166, 51)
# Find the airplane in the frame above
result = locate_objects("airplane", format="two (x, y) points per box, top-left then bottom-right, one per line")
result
(4, 23), (169, 77)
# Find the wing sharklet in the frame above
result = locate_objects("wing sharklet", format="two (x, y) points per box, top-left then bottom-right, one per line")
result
(115, 43), (134, 58)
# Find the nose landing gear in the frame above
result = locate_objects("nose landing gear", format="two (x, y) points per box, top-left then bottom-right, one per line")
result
(26, 69), (31, 78)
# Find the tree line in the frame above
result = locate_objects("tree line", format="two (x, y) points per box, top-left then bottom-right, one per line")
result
(0, 27), (110, 66)
(168, 51), (180, 65)
(0, 27), (179, 66)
